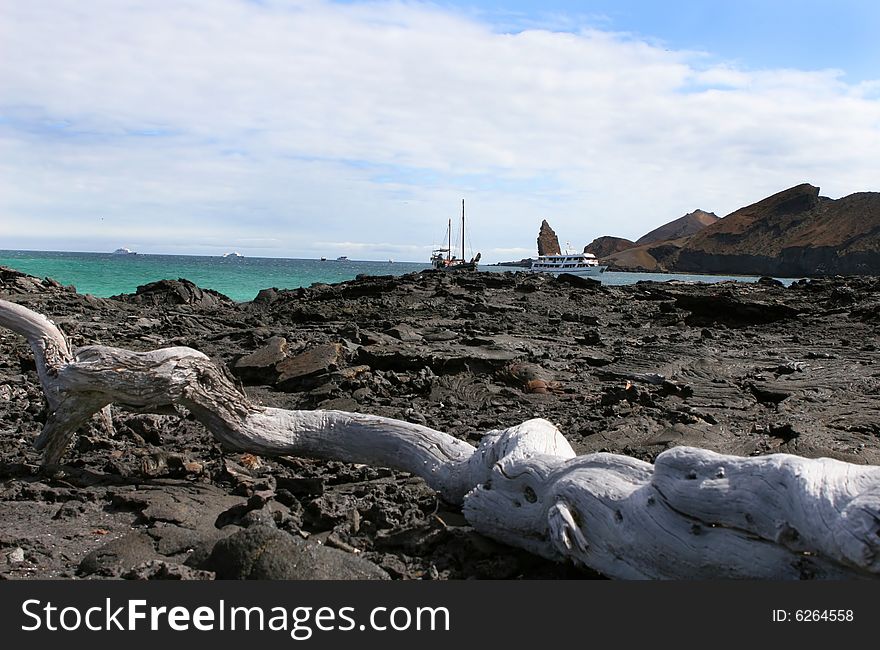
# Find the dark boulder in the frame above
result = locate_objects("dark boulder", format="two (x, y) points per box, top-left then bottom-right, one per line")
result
(554, 273), (601, 289)
(233, 336), (289, 384)
(112, 278), (234, 309)
(78, 532), (159, 577)
(202, 525), (389, 580)
(275, 342), (344, 390)
(675, 293), (801, 327)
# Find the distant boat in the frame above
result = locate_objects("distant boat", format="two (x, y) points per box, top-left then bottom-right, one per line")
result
(336, 256), (348, 261)
(222, 251), (243, 258)
(529, 242), (607, 277)
(113, 247), (137, 255)
(320, 257), (327, 261)
(430, 199), (481, 271)
(388, 259), (394, 263)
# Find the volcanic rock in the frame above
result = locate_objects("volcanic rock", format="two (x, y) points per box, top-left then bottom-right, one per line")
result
(78, 532), (159, 577)
(202, 525), (389, 580)
(276, 342), (344, 390)
(0, 267), (71, 295)
(537, 219), (561, 256)
(234, 336), (289, 384)
(554, 273), (601, 289)
(112, 278), (234, 309)
(385, 323), (423, 342)
(4, 264), (880, 581)
(674, 293), (801, 327)
(123, 560), (216, 580)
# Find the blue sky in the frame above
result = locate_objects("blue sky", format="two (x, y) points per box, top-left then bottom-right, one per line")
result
(1, 0), (879, 262)
(462, 0), (880, 81)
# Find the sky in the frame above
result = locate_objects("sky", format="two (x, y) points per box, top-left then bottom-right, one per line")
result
(1, 0), (879, 263)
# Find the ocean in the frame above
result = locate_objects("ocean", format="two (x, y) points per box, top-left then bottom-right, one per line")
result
(0, 250), (790, 303)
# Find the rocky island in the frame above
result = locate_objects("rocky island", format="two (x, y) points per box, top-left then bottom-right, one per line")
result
(587, 183), (880, 276)
(1, 264), (880, 579)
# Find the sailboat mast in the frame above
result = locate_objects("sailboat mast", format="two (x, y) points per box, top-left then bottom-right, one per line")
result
(461, 199), (465, 261)
(447, 218), (452, 262)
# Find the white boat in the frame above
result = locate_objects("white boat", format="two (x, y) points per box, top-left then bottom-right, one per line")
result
(529, 251), (607, 276)
(430, 199), (481, 271)
(336, 256), (349, 261)
(222, 251), (243, 258)
(113, 247), (137, 255)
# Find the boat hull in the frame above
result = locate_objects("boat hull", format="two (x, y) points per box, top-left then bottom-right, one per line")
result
(528, 265), (607, 276)
(432, 261), (478, 272)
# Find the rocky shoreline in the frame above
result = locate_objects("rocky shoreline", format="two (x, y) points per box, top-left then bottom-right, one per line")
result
(2, 265), (879, 580)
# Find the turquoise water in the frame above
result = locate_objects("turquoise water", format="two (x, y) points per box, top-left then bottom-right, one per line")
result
(0, 250), (791, 302)
(0, 250), (428, 302)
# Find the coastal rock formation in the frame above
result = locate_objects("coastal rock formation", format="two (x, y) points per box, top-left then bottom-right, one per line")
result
(3, 265), (880, 579)
(635, 209), (719, 245)
(537, 219), (561, 256)
(675, 184), (880, 276)
(111, 278), (234, 309)
(583, 236), (635, 259)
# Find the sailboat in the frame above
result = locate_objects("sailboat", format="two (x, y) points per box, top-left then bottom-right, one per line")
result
(430, 199), (481, 271)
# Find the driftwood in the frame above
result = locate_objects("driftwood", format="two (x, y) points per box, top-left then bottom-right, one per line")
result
(1, 297), (879, 579)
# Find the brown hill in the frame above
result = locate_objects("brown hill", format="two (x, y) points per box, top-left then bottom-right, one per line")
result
(587, 209), (718, 271)
(602, 245), (663, 272)
(584, 236), (635, 258)
(636, 209), (719, 245)
(674, 184), (880, 276)
(602, 237), (691, 272)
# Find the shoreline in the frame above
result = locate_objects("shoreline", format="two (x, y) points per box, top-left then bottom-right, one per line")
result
(0, 251), (807, 304)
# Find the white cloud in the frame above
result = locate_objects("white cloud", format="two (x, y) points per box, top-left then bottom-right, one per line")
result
(1, 0), (879, 262)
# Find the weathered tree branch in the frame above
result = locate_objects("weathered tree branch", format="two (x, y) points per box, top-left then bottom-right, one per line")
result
(2, 297), (878, 579)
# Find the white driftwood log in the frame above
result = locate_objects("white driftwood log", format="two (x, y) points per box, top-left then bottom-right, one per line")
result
(1, 297), (879, 579)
